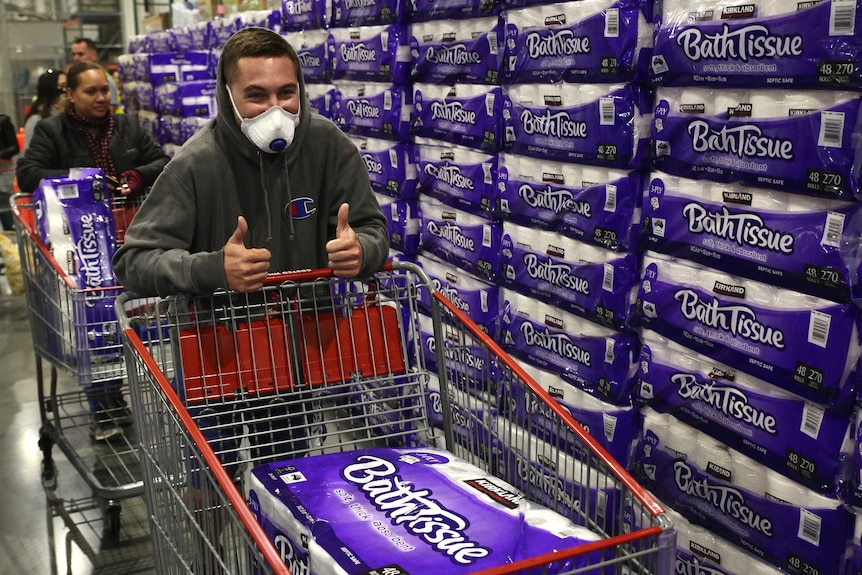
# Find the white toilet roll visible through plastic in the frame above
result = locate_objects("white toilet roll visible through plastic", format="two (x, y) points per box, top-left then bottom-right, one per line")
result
(663, 416), (697, 459)
(730, 448), (766, 497)
(765, 469), (808, 505)
(692, 432), (733, 480)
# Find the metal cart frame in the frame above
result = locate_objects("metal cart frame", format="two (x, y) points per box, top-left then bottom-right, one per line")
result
(118, 262), (675, 574)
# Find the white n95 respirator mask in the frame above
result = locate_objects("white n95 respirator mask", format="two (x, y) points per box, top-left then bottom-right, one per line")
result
(228, 88), (300, 153)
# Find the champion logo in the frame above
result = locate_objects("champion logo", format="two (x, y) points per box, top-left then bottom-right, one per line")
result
(288, 197), (316, 219)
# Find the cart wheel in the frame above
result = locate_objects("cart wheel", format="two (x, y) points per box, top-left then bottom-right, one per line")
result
(103, 503), (121, 539)
(38, 429), (57, 491)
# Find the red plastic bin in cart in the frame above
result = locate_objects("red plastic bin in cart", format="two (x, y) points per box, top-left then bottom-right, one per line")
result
(117, 262), (675, 575)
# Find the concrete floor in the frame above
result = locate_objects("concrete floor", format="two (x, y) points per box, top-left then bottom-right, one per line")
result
(0, 292), (157, 575)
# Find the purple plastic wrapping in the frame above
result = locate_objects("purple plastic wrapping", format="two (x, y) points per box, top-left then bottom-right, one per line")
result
(410, 16), (504, 85)
(329, 24), (411, 84)
(154, 80), (217, 118)
(334, 81), (412, 142)
(652, 88), (862, 199)
(635, 253), (861, 406)
(641, 173), (862, 302)
(498, 155), (642, 252)
(352, 136), (416, 199)
(415, 139), (498, 219)
(307, 84), (339, 120)
(502, 225), (639, 331)
(373, 194), (420, 255)
(283, 29), (331, 83)
(409, 0), (501, 22)
(503, 82), (652, 169)
(651, 0), (862, 89)
(147, 51), (213, 86)
(503, 0), (652, 84)
(501, 292), (638, 405)
(637, 331), (854, 493)
(330, 0), (406, 26)
(282, 0), (327, 30)
(412, 84), (504, 153)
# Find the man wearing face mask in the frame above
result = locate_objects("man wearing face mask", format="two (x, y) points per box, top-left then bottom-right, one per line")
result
(113, 27), (388, 296)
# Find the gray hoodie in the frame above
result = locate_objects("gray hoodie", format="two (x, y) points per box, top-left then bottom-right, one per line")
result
(113, 32), (388, 296)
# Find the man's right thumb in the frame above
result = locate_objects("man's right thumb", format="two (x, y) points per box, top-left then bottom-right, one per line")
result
(229, 216), (248, 245)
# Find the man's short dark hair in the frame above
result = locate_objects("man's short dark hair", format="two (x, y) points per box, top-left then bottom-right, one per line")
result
(221, 27), (300, 86)
(73, 37), (98, 52)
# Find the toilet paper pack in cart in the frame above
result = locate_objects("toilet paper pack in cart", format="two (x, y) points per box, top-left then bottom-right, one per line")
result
(248, 447), (609, 575)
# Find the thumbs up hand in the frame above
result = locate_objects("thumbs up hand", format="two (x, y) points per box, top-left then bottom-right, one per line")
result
(326, 203), (363, 277)
(224, 216), (271, 292)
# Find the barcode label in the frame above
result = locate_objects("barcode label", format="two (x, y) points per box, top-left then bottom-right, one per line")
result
(384, 90), (392, 110)
(485, 93), (495, 116)
(482, 162), (492, 184)
(821, 211), (845, 247)
(605, 8), (619, 37)
(381, 31), (389, 46)
(483, 225), (492, 247)
(818, 111), (845, 147)
(57, 184), (79, 200)
(389, 148), (398, 168)
(602, 413), (617, 442)
(596, 490), (608, 516)
(800, 402), (825, 439)
(481, 289), (488, 312)
(488, 31), (498, 54)
(604, 337), (615, 363)
(604, 184), (617, 212)
(798, 508), (822, 546)
(808, 310), (831, 348)
(599, 97), (615, 126)
(602, 263), (614, 292)
(830, 0), (855, 35)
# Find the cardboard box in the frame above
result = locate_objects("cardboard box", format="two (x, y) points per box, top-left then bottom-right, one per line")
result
(142, 12), (171, 32)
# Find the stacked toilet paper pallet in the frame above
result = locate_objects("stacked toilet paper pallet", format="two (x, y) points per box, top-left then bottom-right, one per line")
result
(248, 447), (607, 575)
(639, 2), (862, 575)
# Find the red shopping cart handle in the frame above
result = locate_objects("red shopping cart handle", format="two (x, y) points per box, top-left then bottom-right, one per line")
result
(263, 262), (394, 285)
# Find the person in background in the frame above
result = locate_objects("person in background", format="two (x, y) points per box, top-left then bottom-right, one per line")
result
(16, 61), (169, 441)
(70, 37), (121, 113)
(22, 69), (67, 152)
(0, 113), (17, 160)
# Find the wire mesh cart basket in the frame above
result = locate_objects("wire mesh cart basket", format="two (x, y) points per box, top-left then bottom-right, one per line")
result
(118, 262), (676, 574)
(11, 193), (144, 537)
(0, 159), (16, 231)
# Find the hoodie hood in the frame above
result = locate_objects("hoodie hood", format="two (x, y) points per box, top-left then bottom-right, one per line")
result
(215, 27), (312, 166)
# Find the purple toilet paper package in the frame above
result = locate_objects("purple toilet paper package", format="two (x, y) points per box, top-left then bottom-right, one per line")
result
(329, 24), (410, 84)
(409, 0), (501, 22)
(503, 82), (651, 169)
(306, 84), (339, 120)
(412, 83), (504, 152)
(414, 253), (501, 338)
(651, 0), (862, 89)
(504, 375), (638, 468)
(638, 434), (853, 575)
(637, 333), (854, 493)
(283, 29), (332, 83)
(501, 295), (638, 405)
(640, 172), (862, 302)
(330, 0), (405, 26)
(502, 228), (640, 331)
(410, 17), (504, 85)
(503, 0), (652, 84)
(415, 140), (498, 219)
(334, 81), (411, 142)
(652, 88), (862, 199)
(635, 253), (861, 406)
(374, 194), (420, 255)
(282, 0), (327, 30)
(147, 52), (212, 86)
(249, 448), (607, 575)
(154, 80), (217, 118)
(498, 154), (642, 252)
(352, 136), (416, 198)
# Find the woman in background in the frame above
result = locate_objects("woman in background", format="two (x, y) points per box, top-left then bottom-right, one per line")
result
(22, 69), (67, 152)
(16, 61), (169, 441)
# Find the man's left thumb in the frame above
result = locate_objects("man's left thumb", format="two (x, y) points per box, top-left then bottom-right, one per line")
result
(336, 203), (351, 238)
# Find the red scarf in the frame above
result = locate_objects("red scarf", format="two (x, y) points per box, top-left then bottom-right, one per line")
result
(67, 109), (116, 180)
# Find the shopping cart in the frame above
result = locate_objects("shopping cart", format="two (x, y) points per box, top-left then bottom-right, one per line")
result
(11, 192), (144, 537)
(118, 262), (675, 575)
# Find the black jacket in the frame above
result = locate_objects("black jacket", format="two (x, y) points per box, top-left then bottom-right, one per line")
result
(16, 113), (169, 194)
(0, 114), (17, 160)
